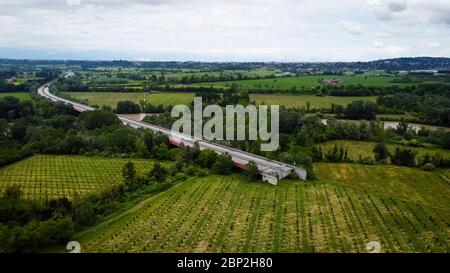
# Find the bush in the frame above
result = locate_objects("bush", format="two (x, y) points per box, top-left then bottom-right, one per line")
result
(373, 142), (389, 162)
(175, 172), (186, 180)
(184, 165), (197, 176)
(391, 148), (416, 167)
(243, 161), (259, 181)
(358, 157), (375, 165)
(149, 162), (168, 182)
(212, 153), (233, 175)
(197, 169), (208, 177)
(197, 149), (218, 168)
(115, 100), (141, 114)
(421, 163), (436, 171)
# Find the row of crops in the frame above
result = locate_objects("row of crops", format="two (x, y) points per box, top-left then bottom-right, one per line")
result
(79, 176), (450, 253)
(0, 155), (164, 200)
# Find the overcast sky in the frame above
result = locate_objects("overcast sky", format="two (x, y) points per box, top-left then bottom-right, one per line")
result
(0, 0), (449, 61)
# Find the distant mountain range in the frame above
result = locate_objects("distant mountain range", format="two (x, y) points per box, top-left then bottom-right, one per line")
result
(0, 57), (449, 71)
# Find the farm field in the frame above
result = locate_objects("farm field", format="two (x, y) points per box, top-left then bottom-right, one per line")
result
(74, 167), (450, 253)
(160, 69), (279, 80)
(181, 74), (413, 90)
(315, 163), (450, 209)
(79, 69), (278, 83)
(0, 92), (31, 101)
(250, 94), (377, 108)
(318, 140), (450, 162)
(63, 92), (195, 108)
(6, 77), (43, 86)
(0, 155), (167, 200)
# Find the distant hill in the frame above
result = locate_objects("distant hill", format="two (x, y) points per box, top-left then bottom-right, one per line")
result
(367, 57), (450, 70)
(0, 57), (449, 71)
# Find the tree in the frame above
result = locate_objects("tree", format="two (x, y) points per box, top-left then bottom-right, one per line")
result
(344, 100), (377, 120)
(396, 119), (410, 136)
(61, 134), (84, 154)
(212, 153), (233, 175)
(373, 142), (389, 162)
(152, 132), (170, 146)
(294, 154), (315, 180)
(0, 119), (8, 139)
(115, 100), (141, 114)
(0, 96), (34, 121)
(150, 143), (170, 160)
(243, 161), (259, 181)
(442, 132), (450, 149)
(73, 198), (96, 226)
(107, 127), (138, 153)
(78, 110), (119, 130)
(10, 118), (30, 140)
(391, 148), (416, 167)
(181, 145), (201, 163)
(197, 149), (218, 168)
(149, 162), (167, 182)
(369, 120), (385, 141)
(143, 130), (154, 151)
(122, 161), (136, 181)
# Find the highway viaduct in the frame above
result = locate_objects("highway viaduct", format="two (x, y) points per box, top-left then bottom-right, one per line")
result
(37, 83), (307, 185)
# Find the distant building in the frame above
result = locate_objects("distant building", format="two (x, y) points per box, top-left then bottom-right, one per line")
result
(274, 72), (294, 77)
(6, 77), (17, 83)
(409, 70), (438, 75)
(322, 79), (343, 85)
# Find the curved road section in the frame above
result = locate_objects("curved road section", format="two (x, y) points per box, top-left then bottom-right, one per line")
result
(37, 83), (307, 184)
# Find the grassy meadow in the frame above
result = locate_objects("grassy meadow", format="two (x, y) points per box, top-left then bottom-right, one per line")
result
(182, 74), (413, 90)
(0, 92), (31, 101)
(250, 94), (377, 108)
(63, 92), (195, 108)
(318, 140), (450, 162)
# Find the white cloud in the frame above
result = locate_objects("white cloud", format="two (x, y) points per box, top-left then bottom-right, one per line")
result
(0, 0), (448, 61)
(388, 1), (407, 12)
(339, 20), (364, 35)
(66, 0), (81, 6)
(368, 0), (450, 25)
(373, 41), (384, 48)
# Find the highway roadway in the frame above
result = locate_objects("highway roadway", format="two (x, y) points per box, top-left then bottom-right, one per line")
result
(37, 83), (307, 184)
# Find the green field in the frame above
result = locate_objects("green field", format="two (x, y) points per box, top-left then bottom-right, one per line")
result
(319, 140), (450, 163)
(6, 77), (43, 86)
(0, 155), (167, 200)
(63, 92), (195, 108)
(73, 167), (449, 253)
(182, 74), (412, 91)
(160, 69), (278, 80)
(0, 92), (31, 101)
(250, 94), (377, 108)
(315, 163), (450, 209)
(79, 69), (278, 85)
(3, 155), (448, 252)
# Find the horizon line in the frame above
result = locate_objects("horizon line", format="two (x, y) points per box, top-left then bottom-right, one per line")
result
(1, 56), (449, 64)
